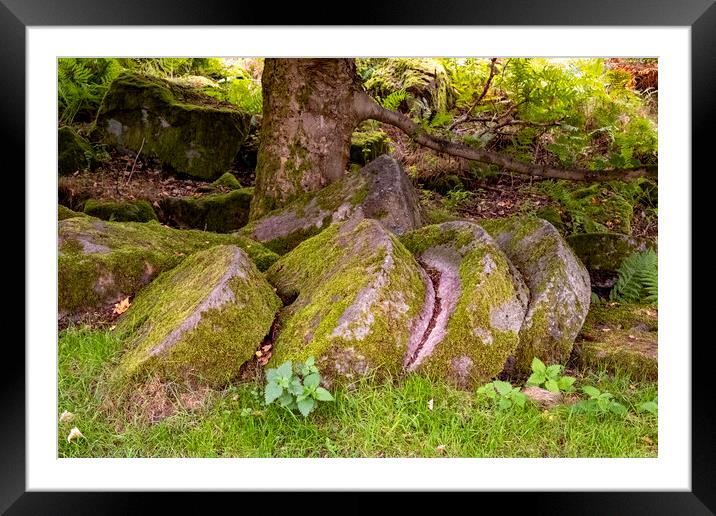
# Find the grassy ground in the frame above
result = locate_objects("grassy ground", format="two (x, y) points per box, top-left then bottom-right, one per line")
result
(58, 326), (658, 458)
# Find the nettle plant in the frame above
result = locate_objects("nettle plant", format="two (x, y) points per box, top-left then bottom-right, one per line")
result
(476, 380), (527, 410)
(264, 357), (334, 417)
(526, 357), (576, 394)
(574, 385), (627, 416)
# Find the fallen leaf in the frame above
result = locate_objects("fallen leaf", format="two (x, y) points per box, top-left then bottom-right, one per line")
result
(113, 297), (131, 315)
(109, 325), (116, 331)
(67, 427), (84, 443)
(628, 334), (636, 340)
(59, 410), (74, 423)
(427, 399), (434, 411)
(255, 350), (263, 358)
(641, 435), (654, 445)
(435, 444), (446, 455)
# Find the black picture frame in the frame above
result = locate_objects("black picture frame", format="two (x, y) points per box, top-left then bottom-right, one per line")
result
(5, 0), (713, 513)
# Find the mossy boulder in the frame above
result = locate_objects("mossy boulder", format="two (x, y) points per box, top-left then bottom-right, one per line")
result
(58, 217), (278, 316)
(58, 204), (88, 221)
(573, 303), (657, 381)
(242, 155), (423, 254)
(266, 219), (426, 387)
(566, 233), (656, 290)
(400, 221), (530, 388)
(83, 198), (158, 222)
(211, 172), (242, 191)
(114, 245), (281, 387)
(350, 125), (391, 165)
(481, 217), (591, 374)
(58, 126), (94, 176)
(158, 189), (252, 233)
(363, 58), (455, 117)
(91, 71), (251, 180)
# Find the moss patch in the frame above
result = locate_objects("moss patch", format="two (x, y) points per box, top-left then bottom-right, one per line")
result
(266, 219), (426, 385)
(114, 245), (281, 388)
(83, 198), (158, 222)
(566, 233), (655, 275)
(350, 125), (391, 165)
(211, 172), (242, 191)
(158, 189), (252, 233)
(58, 126), (95, 176)
(58, 204), (88, 220)
(58, 218), (278, 315)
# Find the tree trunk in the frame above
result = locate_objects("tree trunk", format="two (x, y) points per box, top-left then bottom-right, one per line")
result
(249, 58), (362, 220)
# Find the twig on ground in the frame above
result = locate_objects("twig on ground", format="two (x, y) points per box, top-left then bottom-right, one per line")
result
(125, 137), (146, 187)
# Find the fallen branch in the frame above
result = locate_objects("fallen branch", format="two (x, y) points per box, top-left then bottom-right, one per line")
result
(125, 137), (146, 187)
(448, 58), (499, 131)
(354, 92), (656, 182)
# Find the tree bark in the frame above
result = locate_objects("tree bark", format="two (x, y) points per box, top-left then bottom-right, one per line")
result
(249, 58), (362, 220)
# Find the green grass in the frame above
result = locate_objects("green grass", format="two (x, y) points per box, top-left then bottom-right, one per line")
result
(58, 326), (658, 458)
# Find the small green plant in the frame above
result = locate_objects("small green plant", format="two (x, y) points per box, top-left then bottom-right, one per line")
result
(379, 89), (407, 111)
(610, 249), (658, 305)
(264, 357), (334, 417)
(637, 397), (658, 415)
(574, 385), (627, 416)
(526, 357), (576, 393)
(444, 187), (472, 210)
(476, 380), (527, 410)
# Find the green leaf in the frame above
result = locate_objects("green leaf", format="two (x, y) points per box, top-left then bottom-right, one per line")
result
(494, 381), (513, 396)
(305, 356), (315, 367)
(276, 360), (293, 379)
(609, 401), (627, 416)
(289, 377), (304, 396)
(597, 397), (609, 411)
(303, 373), (320, 389)
(297, 397), (316, 417)
(264, 382), (283, 405)
(545, 379), (559, 393)
(314, 387), (334, 402)
(531, 357), (546, 375)
(266, 368), (279, 383)
(498, 398), (512, 410)
(512, 392), (527, 408)
(526, 372), (546, 386)
(582, 385), (601, 399)
(638, 401), (658, 414)
(546, 364), (563, 378)
(278, 391), (295, 407)
(557, 376), (576, 392)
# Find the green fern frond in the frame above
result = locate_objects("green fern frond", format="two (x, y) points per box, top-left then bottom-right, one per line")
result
(610, 249), (657, 305)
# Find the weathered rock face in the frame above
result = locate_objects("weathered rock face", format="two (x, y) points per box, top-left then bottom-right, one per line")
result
(158, 188), (252, 233)
(566, 233), (656, 292)
(58, 126), (94, 176)
(400, 221), (530, 388)
(114, 245), (281, 387)
(266, 219), (426, 386)
(481, 217), (591, 373)
(91, 72), (251, 180)
(58, 217), (278, 316)
(83, 199), (158, 223)
(242, 155), (423, 254)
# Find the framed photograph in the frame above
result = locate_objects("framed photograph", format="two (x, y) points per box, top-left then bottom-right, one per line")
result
(7, 0), (713, 512)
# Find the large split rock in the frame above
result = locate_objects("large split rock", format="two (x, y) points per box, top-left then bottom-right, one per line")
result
(400, 221), (530, 388)
(266, 219), (427, 386)
(91, 72), (251, 180)
(481, 217), (591, 373)
(158, 188), (252, 233)
(58, 217), (278, 316)
(114, 245), (281, 387)
(242, 155), (423, 254)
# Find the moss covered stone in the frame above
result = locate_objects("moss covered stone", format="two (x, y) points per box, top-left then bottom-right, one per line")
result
(114, 245), (281, 387)
(58, 217), (278, 316)
(481, 216), (592, 373)
(242, 155), (423, 254)
(400, 221), (529, 388)
(266, 219), (426, 386)
(364, 58), (456, 117)
(158, 188), (252, 233)
(91, 71), (251, 180)
(83, 198), (158, 222)
(350, 125), (391, 165)
(58, 204), (88, 220)
(58, 126), (94, 176)
(211, 172), (242, 191)
(573, 303), (657, 380)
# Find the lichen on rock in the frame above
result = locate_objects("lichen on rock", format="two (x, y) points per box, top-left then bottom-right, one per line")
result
(481, 216), (591, 373)
(242, 155), (423, 254)
(400, 221), (530, 388)
(58, 217), (278, 316)
(91, 71), (251, 180)
(266, 219), (426, 386)
(114, 245), (281, 387)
